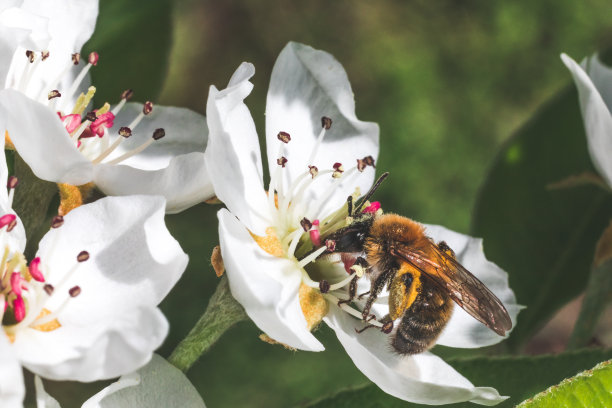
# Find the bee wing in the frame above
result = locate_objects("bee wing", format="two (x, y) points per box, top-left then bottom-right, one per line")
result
(391, 244), (512, 336)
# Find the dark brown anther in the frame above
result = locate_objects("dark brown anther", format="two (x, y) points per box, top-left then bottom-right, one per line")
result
(381, 320), (394, 334)
(321, 116), (332, 130)
(7, 176), (18, 189)
(308, 165), (318, 179)
(357, 158), (366, 172)
(121, 89), (134, 100)
(319, 280), (330, 294)
(69, 286), (81, 297)
(143, 101), (154, 115)
(152, 128), (165, 140)
(362, 155), (375, 167)
(47, 90), (61, 100)
(25, 50), (35, 63)
(332, 162), (344, 178)
(41, 51), (50, 61)
(300, 217), (312, 232)
(119, 127), (132, 138)
(277, 156), (288, 168)
(325, 239), (336, 252)
(77, 251), (90, 262)
(43, 284), (54, 296)
(85, 111), (97, 122)
(51, 215), (64, 229)
(6, 219), (16, 232)
(277, 131), (291, 144)
(72, 53), (81, 65)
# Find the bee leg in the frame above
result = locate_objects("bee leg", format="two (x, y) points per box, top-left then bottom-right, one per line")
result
(361, 273), (388, 320)
(357, 291), (370, 300)
(379, 315), (394, 334)
(337, 275), (359, 306)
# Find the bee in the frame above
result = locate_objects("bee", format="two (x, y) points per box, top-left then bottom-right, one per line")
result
(324, 173), (512, 355)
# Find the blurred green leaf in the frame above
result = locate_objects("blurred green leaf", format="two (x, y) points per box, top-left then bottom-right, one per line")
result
(83, 0), (173, 104)
(517, 359), (612, 408)
(471, 85), (612, 352)
(303, 349), (612, 408)
(569, 222), (612, 349)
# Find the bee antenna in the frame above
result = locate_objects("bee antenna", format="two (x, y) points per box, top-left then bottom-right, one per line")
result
(347, 195), (353, 216)
(354, 172), (389, 214)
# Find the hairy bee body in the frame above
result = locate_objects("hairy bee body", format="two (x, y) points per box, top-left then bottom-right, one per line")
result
(328, 212), (511, 355)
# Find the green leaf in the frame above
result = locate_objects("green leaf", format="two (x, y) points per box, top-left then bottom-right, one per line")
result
(568, 221), (612, 349)
(517, 359), (612, 408)
(471, 85), (612, 351)
(303, 349), (612, 408)
(82, 0), (173, 104)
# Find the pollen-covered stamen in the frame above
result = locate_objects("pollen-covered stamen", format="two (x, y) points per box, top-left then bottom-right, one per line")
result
(25, 50), (35, 63)
(62, 52), (99, 108)
(300, 217), (312, 232)
(309, 165), (318, 179)
(18, 50), (41, 92)
(72, 53), (81, 65)
(325, 239), (336, 252)
(277, 131), (291, 144)
(43, 284), (54, 296)
(332, 162), (344, 178)
(68, 285), (81, 297)
(47, 90), (61, 100)
(119, 127), (132, 138)
(103, 128), (165, 166)
(111, 89), (134, 116)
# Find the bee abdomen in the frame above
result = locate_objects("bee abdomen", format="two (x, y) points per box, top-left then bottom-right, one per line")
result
(391, 284), (453, 355)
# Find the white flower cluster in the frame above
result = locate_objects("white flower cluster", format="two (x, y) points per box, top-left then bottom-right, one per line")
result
(0, 0), (527, 407)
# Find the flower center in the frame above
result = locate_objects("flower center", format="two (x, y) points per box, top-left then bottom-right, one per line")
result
(10, 50), (166, 166)
(0, 212), (89, 340)
(256, 116), (379, 329)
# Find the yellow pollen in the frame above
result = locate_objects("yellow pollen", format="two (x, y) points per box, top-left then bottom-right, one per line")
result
(58, 182), (95, 215)
(32, 308), (61, 332)
(71, 86), (96, 115)
(299, 283), (329, 330)
(4, 131), (14, 150)
(250, 227), (284, 257)
(258, 333), (297, 351)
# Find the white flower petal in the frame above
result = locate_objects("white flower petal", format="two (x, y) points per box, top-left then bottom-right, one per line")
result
(82, 354), (206, 408)
(205, 63), (272, 235)
(218, 208), (324, 351)
(266, 42), (379, 217)
(34, 376), (61, 408)
(584, 55), (612, 111)
(324, 304), (506, 406)
(0, 332), (24, 408)
(0, 88), (93, 185)
(561, 53), (612, 186)
(14, 195), (186, 381)
(0, 114), (26, 252)
(424, 224), (520, 349)
(93, 103), (213, 212)
(5, 0), (97, 97)
(17, 306), (168, 381)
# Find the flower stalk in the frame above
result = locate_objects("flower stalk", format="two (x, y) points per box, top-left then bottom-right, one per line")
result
(168, 276), (248, 373)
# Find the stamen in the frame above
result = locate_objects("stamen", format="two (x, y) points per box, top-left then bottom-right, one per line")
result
(77, 251), (89, 262)
(10, 273), (23, 295)
(357, 155), (375, 172)
(69, 285), (81, 297)
(300, 218), (312, 231)
(286, 228), (304, 258)
(72, 53), (81, 65)
(328, 273), (355, 291)
(277, 131), (291, 143)
(12, 295), (25, 322)
(88, 52), (99, 66)
(277, 156), (288, 168)
(332, 162), (344, 178)
(103, 129), (163, 166)
(297, 246), (327, 268)
(47, 90), (61, 100)
(319, 280), (330, 293)
(112, 89), (134, 115)
(50, 215), (64, 229)
(306, 116), (332, 165)
(118, 127), (132, 138)
(309, 220), (321, 246)
(7, 176), (18, 190)
(43, 284), (54, 296)
(41, 51), (50, 61)
(29, 257), (44, 282)
(63, 54), (98, 104)
(6, 219), (16, 232)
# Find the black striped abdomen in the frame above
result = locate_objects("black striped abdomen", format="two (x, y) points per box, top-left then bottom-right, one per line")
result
(391, 277), (453, 355)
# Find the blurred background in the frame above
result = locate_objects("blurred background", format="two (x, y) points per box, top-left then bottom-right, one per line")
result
(42, 1), (612, 407)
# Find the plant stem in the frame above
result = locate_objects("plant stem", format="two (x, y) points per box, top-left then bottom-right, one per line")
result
(168, 276), (248, 372)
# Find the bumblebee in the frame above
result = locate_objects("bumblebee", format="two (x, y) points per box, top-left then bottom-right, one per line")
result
(324, 173), (512, 355)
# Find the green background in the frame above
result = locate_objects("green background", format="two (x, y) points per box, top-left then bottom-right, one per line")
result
(35, 0), (612, 407)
